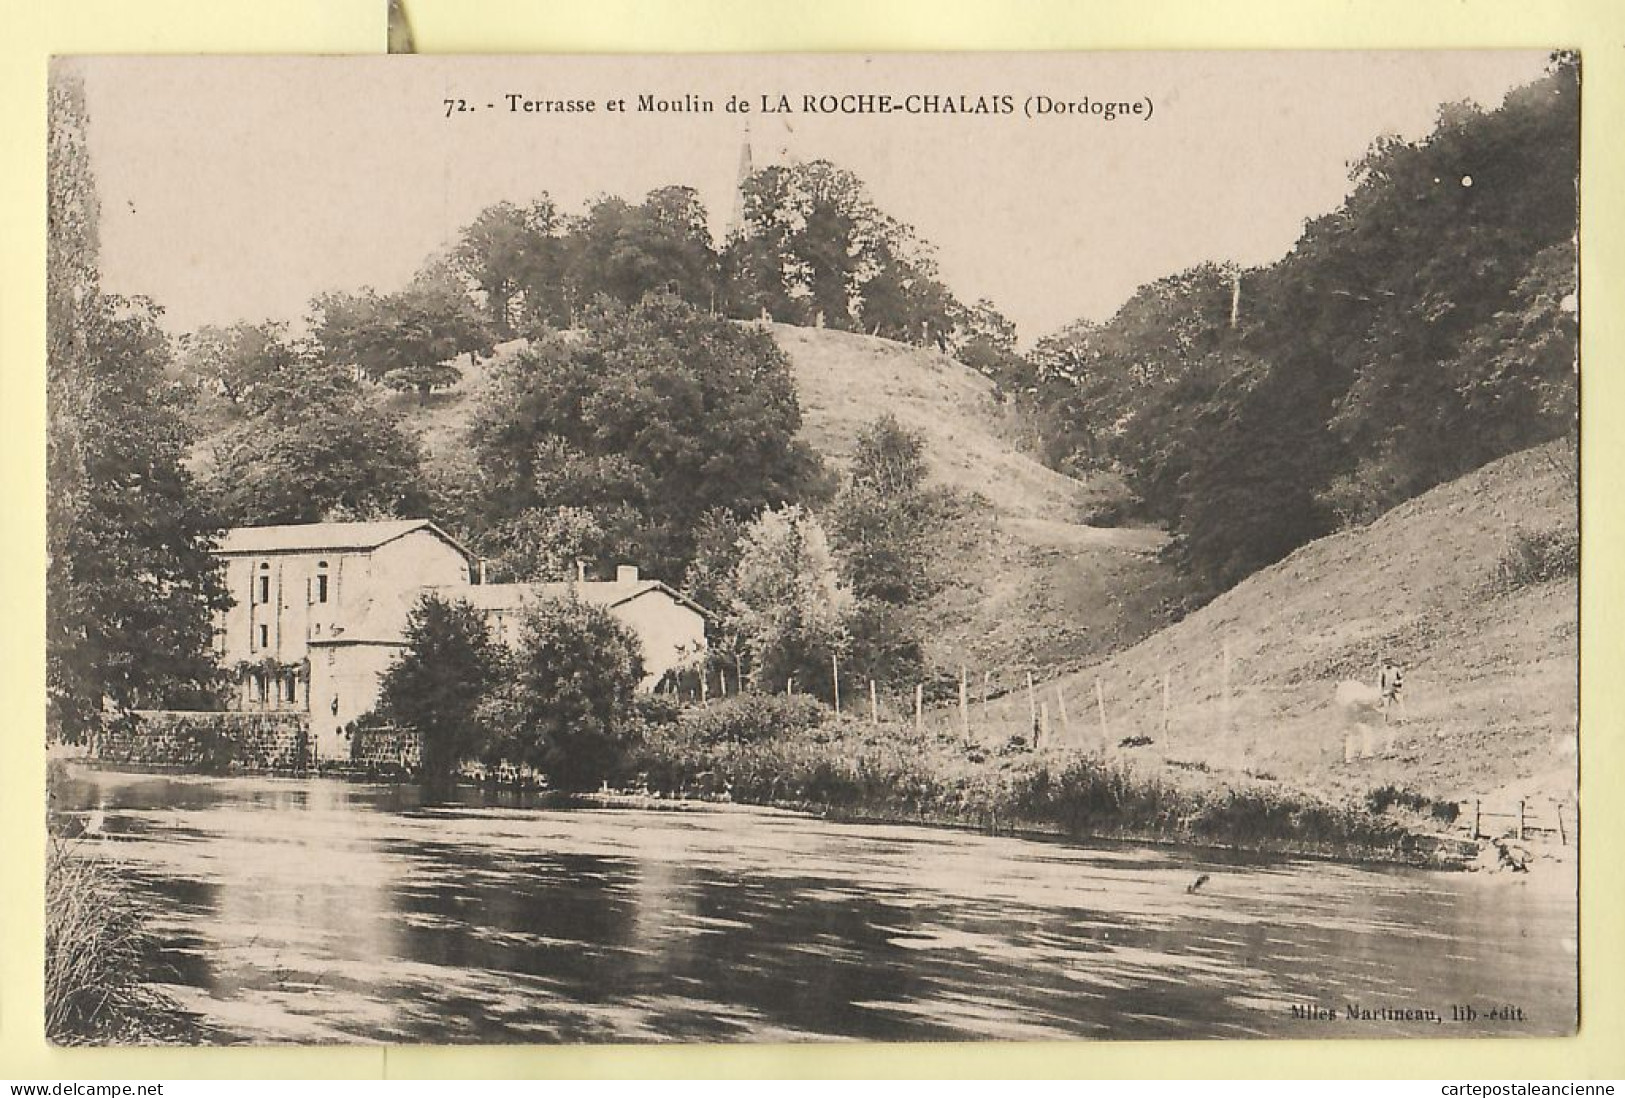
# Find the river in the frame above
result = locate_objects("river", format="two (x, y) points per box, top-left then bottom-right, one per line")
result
(51, 766), (1577, 1044)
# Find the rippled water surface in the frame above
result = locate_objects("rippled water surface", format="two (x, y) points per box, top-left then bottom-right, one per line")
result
(52, 767), (1577, 1044)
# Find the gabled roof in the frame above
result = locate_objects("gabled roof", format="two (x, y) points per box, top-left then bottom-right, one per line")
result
(427, 579), (710, 619)
(215, 519), (474, 563)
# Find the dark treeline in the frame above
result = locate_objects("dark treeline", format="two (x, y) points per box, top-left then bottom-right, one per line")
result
(1008, 56), (1578, 604)
(407, 161), (1015, 352)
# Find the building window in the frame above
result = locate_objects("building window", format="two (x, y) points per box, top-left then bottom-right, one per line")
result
(258, 563), (270, 605)
(258, 624), (269, 649)
(285, 672), (298, 703)
(316, 562), (329, 604)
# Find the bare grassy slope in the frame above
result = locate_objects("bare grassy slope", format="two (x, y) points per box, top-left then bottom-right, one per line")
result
(767, 323), (1179, 675)
(770, 324), (1108, 521)
(979, 442), (1578, 807)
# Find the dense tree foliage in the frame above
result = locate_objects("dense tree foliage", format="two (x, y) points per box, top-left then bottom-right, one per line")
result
(727, 505), (853, 696)
(47, 71), (230, 737)
(376, 594), (502, 798)
(449, 198), (560, 338)
(172, 321), (300, 406)
(205, 355), (430, 525)
(485, 596), (644, 791)
(310, 270), (493, 396)
(829, 414), (939, 605)
(1026, 56), (1578, 600)
(482, 505), (638, 583)
(565, 187), (723, 317)
(468, 295), (822, 578)
(722, 160), (964, 348)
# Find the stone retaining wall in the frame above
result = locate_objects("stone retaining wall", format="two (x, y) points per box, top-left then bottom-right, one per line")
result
(350, 723), (422, 776)
(98, 710), (311, 773)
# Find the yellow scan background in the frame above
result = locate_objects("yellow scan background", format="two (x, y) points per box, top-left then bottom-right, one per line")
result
(1, 0), (1621, 1079)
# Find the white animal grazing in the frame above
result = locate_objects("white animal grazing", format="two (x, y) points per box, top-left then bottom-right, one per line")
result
(1335, 662), (1403, 759)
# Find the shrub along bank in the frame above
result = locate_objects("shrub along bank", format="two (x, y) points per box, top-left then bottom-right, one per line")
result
(630, 694), (1431, 863)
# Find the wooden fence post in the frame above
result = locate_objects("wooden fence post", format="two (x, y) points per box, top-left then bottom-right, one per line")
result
(1026, 672), (1038, 735)
(832, 654), (841, 715)
(870, 679), (879, 727)
(1518, 799), (1526, 841)
(915, 683), (924, 733)
(1557, 802), (1567, 846)
(1473, 799), (1482, 840)
(1095, 677), (1110, 751)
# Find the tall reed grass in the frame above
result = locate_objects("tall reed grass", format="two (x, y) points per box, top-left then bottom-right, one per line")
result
(45, 839), (200, 1045)
(632, 696), (1414, 860)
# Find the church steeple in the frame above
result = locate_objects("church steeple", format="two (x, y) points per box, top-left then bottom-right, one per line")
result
(728, 123), (753, 239)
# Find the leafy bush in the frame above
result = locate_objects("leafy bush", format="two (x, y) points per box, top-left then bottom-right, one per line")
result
(1493, 527), (1579, 590)
(634, 693), (685, 727)
(375, 593), (502, 797)
(677, 692), (827, 744)
(1365, 785), (1434, 815)
(498, 595), (645, 792)
(1431, 800), (1463, 825)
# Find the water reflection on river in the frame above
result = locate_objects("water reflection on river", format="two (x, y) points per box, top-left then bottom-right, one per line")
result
(52, 767), (1576, 1044)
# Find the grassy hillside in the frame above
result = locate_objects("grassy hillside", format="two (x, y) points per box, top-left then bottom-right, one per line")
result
(972, 441), (1578, 810)
(766, 323), (1177, 676)
(362, 324), (1181, 679)
(769, 324), (1113, 521)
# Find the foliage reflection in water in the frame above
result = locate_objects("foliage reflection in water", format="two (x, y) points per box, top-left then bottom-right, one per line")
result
(51, 767), (1576, 1044)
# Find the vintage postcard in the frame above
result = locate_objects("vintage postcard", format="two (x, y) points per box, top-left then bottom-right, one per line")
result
(44, 52), (1579, 1046)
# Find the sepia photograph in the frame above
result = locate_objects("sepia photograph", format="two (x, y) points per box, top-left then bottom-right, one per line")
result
(43, 51), (1579, 1046)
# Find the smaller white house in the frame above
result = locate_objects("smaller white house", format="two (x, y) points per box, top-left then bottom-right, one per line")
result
(212, 520), (708, 762)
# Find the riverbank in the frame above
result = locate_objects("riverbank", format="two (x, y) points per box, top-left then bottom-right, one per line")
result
(45, 764), (1580, 1043)
(625, 703), (1492, 869)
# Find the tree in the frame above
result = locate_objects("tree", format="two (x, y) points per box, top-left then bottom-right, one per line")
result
(482, 505), (636, 583)
(205, 357), (429, 525)
(171, 321), (300, 406)
(681, 508), (748, 680)
(375, 594), (502, 798)
(468, 294), (822, 578)
(565, 187), (722, 312)
(730, 505), (852, 695)
(1022, 58), (1578, 602)
(47, 68), (231, 738)
(850, 413), (928, 497)
(499, 596), (644, 792)
(724, 160), (960, 341)
(829, 415), (943, 605)
(310, 272), (493, 397)
(451, 197), (559, 338)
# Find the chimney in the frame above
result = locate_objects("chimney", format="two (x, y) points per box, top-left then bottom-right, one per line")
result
(616, 565), (639, 584)
(477, 559), (488, 585)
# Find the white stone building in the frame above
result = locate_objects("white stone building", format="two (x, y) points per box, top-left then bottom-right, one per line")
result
(212, 519), (707, 761)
